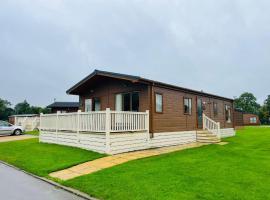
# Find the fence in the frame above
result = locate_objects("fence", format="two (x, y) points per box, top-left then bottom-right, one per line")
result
(202, 113), (221, 138)
(15, 116), (40, 131)
(40, 108), (150, 154)
(40, 109), (149, 133)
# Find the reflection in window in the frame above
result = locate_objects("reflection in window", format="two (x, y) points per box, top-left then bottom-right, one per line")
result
(184, 98), (192, 115)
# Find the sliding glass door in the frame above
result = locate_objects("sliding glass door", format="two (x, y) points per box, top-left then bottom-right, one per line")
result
(115, 92), (139, 111)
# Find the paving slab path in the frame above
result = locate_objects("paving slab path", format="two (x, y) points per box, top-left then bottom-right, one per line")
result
(50, 142), (207, 181)
(0, 135), (37, 143)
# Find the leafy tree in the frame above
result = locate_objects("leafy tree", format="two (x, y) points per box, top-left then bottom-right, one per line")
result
(0, 98), (14, 120)
(234, 92), (260, 114)
(259, 95), (270, 124)
(30, 106), (51, 114)
(265, 95), (270, 111)
(14, 100), (32, 114)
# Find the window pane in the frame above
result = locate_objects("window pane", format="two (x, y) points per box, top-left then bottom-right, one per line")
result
(189, 99), (192, 114)
(94, 98), (101, 111)
(0, 121), (9, 126)
(115, 94), (123, 111)
(85, 99), (92, 112)
(132, 92), (139, 111)
(184, 98), (192, 114)
(123, 93), (131, 111)
(156, 94), (163, 112)
(214, 103), (218, 116)
(225, 105), (231, 123)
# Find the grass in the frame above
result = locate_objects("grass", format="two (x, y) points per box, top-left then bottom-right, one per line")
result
(25, 130), (39, 136)
(0, 138), (105, 177)
(63, 127), (270, 200)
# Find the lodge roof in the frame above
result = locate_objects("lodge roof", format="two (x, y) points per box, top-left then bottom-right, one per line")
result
(67, 69), (234, 101)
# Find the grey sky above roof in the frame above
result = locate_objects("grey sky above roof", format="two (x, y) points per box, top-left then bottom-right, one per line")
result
(1, 1), (269, 107)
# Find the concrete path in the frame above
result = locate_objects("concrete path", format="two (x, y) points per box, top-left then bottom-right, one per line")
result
(50, 142), (206, 181)
(0, 163), (85, 200)
(0, 135), (36, 143)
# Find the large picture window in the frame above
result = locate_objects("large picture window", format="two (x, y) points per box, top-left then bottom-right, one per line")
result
(115, 92), (139, 111)
(184, 98), (192, 115)
(225, 105), (231, 123)
(155, 93), (163, 113)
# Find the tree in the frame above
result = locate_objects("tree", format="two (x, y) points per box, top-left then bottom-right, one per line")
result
(0, 98), (14, 120)
(234, 92), (260, 114)
(265, 95), (270, 111)
(14, 100), (51, 115)
(14, 100), (32, 114)
(259, 95), (270, 124)
(30, 106), (51, 114)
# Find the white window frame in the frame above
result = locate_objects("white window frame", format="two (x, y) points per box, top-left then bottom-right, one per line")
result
(225, 105), (231, 123)
(184, 98), (192, 115)
(250, 117), (257, 124)
(155, 93), (163, 113)
(85, 99), (92, 112)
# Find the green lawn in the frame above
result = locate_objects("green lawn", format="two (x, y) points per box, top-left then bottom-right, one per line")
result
(25, 130), (39, 136)
(64, 127), (270, 200)
(0, 138), (105, 177)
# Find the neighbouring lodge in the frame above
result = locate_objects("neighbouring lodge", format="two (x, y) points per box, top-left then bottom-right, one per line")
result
(234, 109), (261, 127)
(47, 102), (79, 113)
(39, 70), (236, 154)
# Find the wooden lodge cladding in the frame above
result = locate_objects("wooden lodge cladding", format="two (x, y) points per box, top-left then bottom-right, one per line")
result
(152, 86), (234, 133)
(67, 70), (234, 135)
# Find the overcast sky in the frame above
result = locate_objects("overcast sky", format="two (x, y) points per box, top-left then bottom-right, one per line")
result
(0, 0), (269, 107)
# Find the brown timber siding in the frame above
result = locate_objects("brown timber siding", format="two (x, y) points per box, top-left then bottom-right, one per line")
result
(152, 85), (234, 133)
(234, 110), (244, 127)
(80, 78), (149, 112)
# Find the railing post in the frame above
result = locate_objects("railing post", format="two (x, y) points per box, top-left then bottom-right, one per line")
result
(105, 108), (111, 154)
(77, 110), (81, 143)
(217, 122), (221, 138)
(39, 113), (43, 143)
(56, 111), (60, 143)
(202, 113), (205, 130)
(145, 110), (150, 145)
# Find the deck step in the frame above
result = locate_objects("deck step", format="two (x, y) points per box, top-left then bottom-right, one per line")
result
(196, 130), (220, 143)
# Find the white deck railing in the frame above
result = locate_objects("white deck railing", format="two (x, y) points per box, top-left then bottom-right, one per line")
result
(203, 113), (221, 138)
(40, 109), (149, 133)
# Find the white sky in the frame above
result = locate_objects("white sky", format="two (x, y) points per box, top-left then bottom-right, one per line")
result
(1, 0), (269, 107)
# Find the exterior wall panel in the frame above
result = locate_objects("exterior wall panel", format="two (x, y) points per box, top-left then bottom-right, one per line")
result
(80, 78), (149, 113)
(152, 86), (234, 133)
